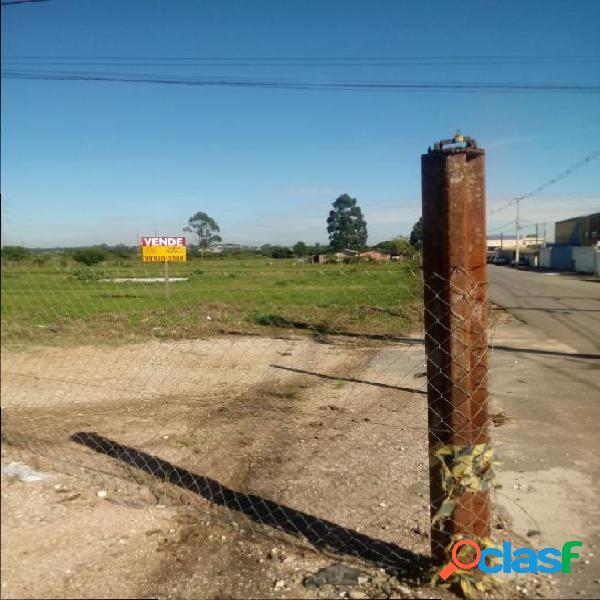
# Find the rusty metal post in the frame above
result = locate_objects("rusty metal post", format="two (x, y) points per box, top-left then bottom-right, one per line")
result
(421, 135), (490, 562)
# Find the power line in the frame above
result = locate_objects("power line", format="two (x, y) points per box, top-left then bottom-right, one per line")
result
(486, 220), (517, 234)
(5, 54), (600, 64)
(4, 59), (599, 69)
(494, 150), (599, 261)
(3, 55), (600, 70)
(8, 60), (598, 68)
(487, 219), (534, 234)
(487, 150), (600, 216)
(3, 69), (600, 93)
(1, 0), (53, 5)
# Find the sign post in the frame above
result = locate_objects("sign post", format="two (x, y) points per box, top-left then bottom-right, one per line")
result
(140, 237), (187, 300)
(164, 261), (170, 299)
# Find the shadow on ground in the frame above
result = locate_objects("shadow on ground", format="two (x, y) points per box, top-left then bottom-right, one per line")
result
(270, 364), (427, 394)
(71, 431), (431, 581)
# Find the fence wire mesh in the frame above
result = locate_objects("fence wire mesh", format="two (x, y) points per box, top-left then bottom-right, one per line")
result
(1, 252), (504, 598)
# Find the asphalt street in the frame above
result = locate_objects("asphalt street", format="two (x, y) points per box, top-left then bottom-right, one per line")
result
(488, 264), (600, 355)
(488, 264), (600, 596)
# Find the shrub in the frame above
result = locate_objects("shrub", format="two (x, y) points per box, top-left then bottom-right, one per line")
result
(1, 246), (30, 261)
(69, 267), (107, 281)
(33, 254), (51, 266)
(72, 247), (109, 266)
(249, 311), (289, 327)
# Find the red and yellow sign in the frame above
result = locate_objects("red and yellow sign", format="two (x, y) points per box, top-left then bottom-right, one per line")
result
(141, 236), (187, 262)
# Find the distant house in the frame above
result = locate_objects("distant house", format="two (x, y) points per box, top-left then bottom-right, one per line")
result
(359, 250), (391, 262)
(310, 251), (350, 264)
(310, 254), (329, 264)
(310, 249), (391, 264)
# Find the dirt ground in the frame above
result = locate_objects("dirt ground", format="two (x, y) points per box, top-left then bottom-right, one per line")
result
(1, 328), (555, 599)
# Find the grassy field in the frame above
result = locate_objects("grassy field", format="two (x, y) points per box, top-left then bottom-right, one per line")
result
(1, 256), (423, 344)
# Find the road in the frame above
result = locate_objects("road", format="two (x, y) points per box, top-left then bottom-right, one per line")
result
(489, 315), (600, 598)
(488, 265), (600, 354)
(488, 265), (600, 596)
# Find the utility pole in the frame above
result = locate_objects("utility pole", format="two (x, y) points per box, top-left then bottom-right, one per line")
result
(421, 135), (491, 563)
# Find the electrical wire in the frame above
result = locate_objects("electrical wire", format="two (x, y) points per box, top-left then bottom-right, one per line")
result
(488, 220), (533, 235)
(486, 220), (518, 235)
(1, 0), (53, 5)
(9, 60), (597, 68)
(3, 69), (600, 93)
(487, 150), (600, 216)
(4, 54), (600, 65)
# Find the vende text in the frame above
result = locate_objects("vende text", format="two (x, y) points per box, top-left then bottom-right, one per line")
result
(141, 237), (186, 247)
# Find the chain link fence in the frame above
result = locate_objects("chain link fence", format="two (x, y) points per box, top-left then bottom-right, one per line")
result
(0, 243), (507, 598)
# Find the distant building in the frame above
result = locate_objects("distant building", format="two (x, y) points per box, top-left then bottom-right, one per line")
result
(486, 234), (542, 251)
(487, 235), (516, 251)
(359, 250), (391, 262)
(555, 212), (600, 247)
(309, 249), (391, 264)
(203, 243), (242, 254)
(536, 212), (600, 274)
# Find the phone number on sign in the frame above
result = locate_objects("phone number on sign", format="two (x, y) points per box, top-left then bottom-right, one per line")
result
(142, 256), (186, 262)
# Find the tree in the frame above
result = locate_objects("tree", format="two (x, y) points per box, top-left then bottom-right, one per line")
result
(1, 245), (30, 262)
(33, 253), (51, 266)
(293, 241), (308, 257)
(393, 237), (414, 256)
(184, 212), (222, 258)
(110, 244), (136, 259)
(309, 242), (324, 255)
(375, 240), (392, 252)
(270, 246), (293, 259)
(410, 217), (423, 248)
(72, 247), (108, 266)
(326, 194), (368, 251)
(375, 236), (414, 256)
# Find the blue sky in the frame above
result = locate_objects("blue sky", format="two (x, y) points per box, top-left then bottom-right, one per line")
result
(1, 0), (599, 247)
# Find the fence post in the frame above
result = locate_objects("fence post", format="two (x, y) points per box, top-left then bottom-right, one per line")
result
(421, 135), (491, 563)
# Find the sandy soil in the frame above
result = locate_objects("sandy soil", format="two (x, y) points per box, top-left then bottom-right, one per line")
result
(1, 330), (554, 599)
(2, 335), (431, 599)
